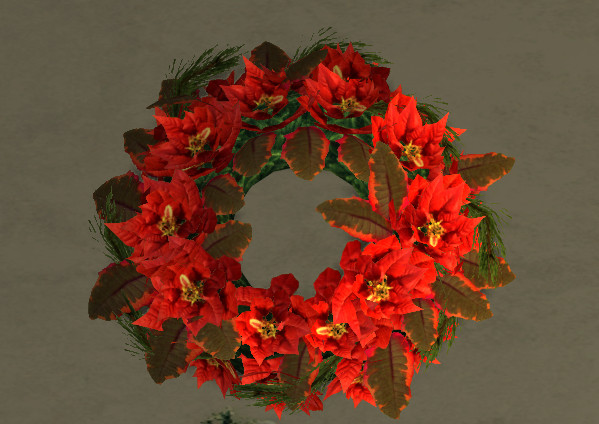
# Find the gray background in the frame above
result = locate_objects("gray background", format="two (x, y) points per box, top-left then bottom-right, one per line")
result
(2, 0), (597, 423)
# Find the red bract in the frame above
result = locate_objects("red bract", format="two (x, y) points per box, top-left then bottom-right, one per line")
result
(306, 42), (394, 104)
(131, 242), (231, 335)
(324, 357), (377, 408)
(303, 300), (365, 360)
(220, 56), (291, 120)
(234, 295), (310, 366)
(140, 98), (242, 179)
(186, 333), (241, 398)
(105, 169), (217, 264)
(396, 174), (484, 273)
(299, 63), (379, 120)
(333, 239), (429, 324)
(196, 70), (246, 101)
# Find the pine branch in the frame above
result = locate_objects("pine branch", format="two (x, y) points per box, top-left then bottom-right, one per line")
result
(150, 44), (249, 117)
(465, 197), (512, 286)
(87, 188), (134, 264)
(290, 26), (393, 66)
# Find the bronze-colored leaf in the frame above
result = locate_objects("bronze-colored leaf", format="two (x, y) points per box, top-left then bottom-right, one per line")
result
(88, 260), (156, 320)
(123, 128), (161, 157)
(202, 174), (245, 215)
(457, 152), (515, 192)
(286, 49), (328, 81)
(280, 339), (318, 407)
(366, 332), (415, 419)
(403, 298), (439, 351)
(232, 132), (277, 176)
(145, 318), (191, 384)
(432, 274), (493, 321)
(249, 41), (292, 72)
(460, 250), (516, 289)
(201, 220), (252, 261)
(368, 141), (408, 220)
(316, 197), (393, 242)
(281, 126), (329, 180)
(193, 320), (241, 360)
(337, 135), (371, 182)
(92, 171), (144, 222)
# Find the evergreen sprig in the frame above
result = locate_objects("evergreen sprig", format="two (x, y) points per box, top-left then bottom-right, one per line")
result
(290, 26), (393, 66)
(88, 188), (155, 359)
(228, 353), (342, 415)
(159, 44), (248, 118)
(465, 197), (512, 286)
(87, 188), (134, 264)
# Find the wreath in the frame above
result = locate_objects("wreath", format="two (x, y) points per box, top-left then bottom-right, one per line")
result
(87, 27), (517, 420)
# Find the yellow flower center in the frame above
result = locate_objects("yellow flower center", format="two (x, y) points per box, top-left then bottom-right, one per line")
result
(365, 274), (391, 302)
(351, 374), (364, 385)
(179, 274), (205, 306)
(254, 94), (284, 111)
(402, 139), (424, 167)
(315, 322), (348, 340)
(338, 96), (367, 116)
(249, 316), (278, 340)
(156, 204), (182, 236)
(418, 217), (446, 247)
(186, 127), (211, 157)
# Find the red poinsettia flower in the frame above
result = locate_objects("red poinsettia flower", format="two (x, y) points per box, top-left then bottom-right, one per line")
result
(131, 243), (230, 334)
(140, 98), (242, 179)
(324, 356), (376, 408)
(220, 56), (291, 120)
(298, 63), (379, 120)
(333, 240), (428, 323)
(303, 42), (394, 104)
(395, 174), (484, 273)
(238, 355), (284, 385)
(234, 295), (310, 366)
(371, 95), (447, 174)
(362, 236), (438, 300)
(105, 169), (217, 264)
(303, 300), (365, 360)
(185, 332), (241, 398)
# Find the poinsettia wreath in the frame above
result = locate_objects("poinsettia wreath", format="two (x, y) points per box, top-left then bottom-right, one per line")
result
(88, 27), (516, 420)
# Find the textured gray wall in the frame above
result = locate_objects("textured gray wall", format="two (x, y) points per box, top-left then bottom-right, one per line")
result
(2, 0), (597, 423)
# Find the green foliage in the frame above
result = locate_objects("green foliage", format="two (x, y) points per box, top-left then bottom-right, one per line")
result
(161, 44), (248, 118)
(464, 197), (512, 286)
(91, 26), (513, 413)
(290, 26), (393, 66)
(87, 188), (134, 264)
